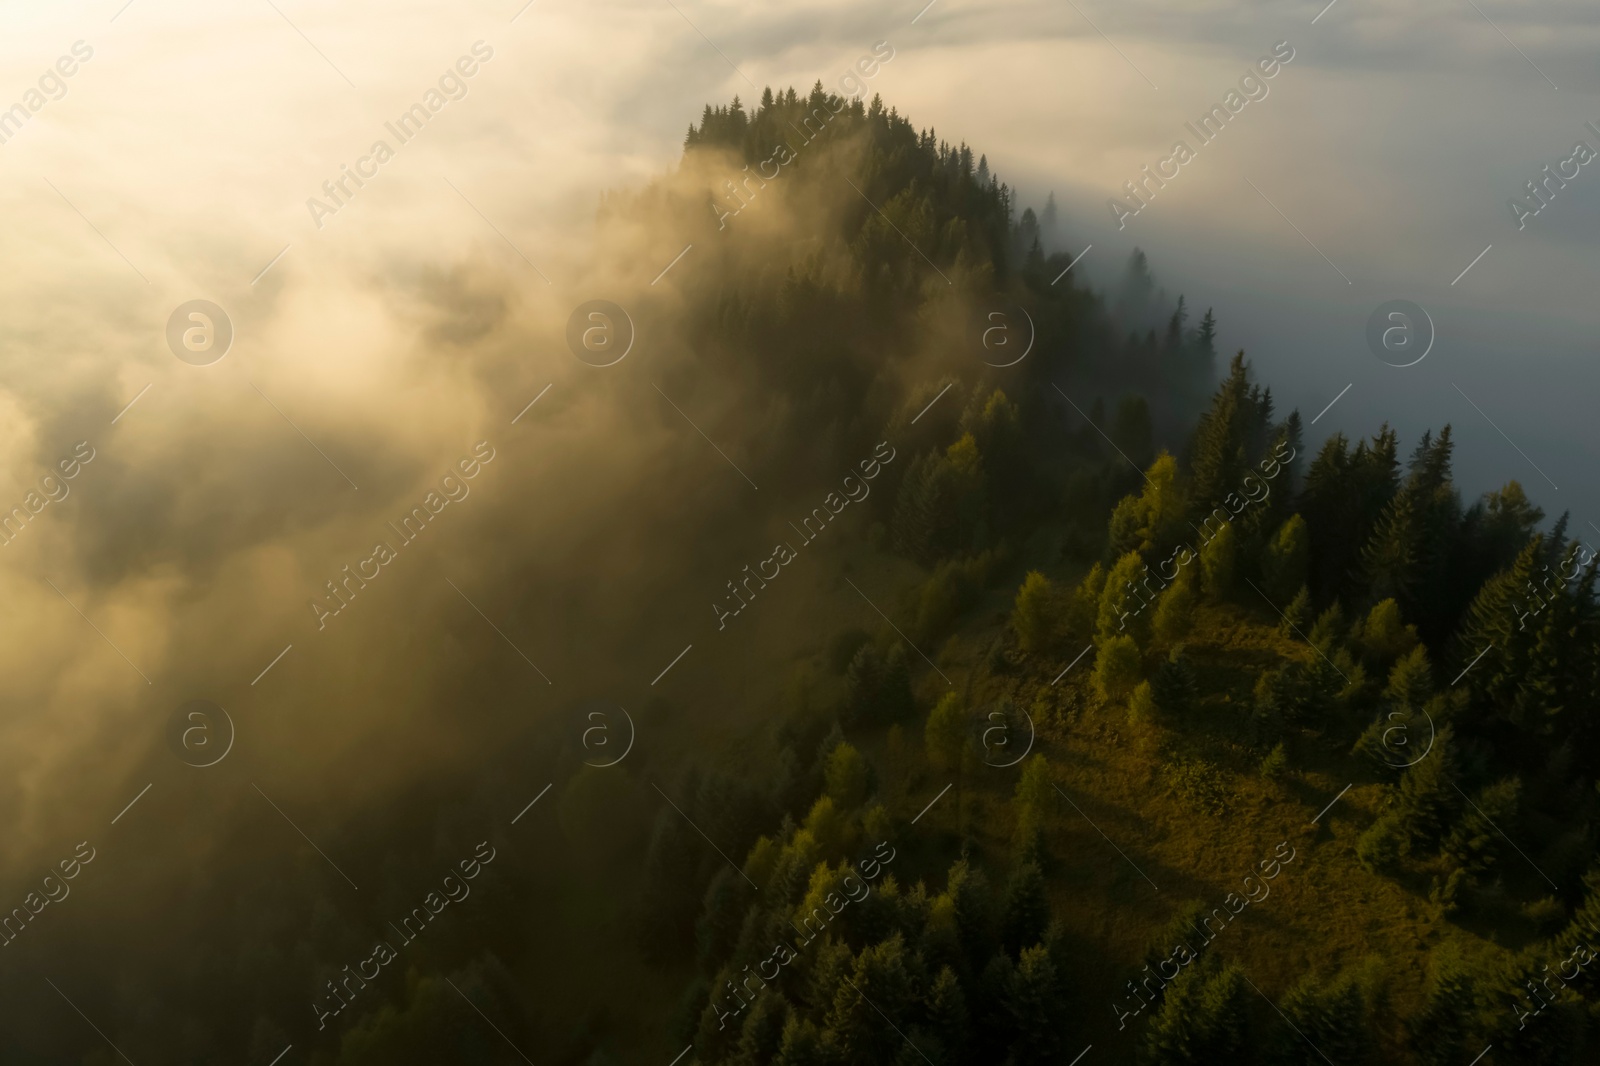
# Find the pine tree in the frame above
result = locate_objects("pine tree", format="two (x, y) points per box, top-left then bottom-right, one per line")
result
(1098, 551), (1152, 643)
(1455, 534), (1593, 739)
(1263, 514), (1310, 603)
(924, 966), (970, 1064)
(1308, 601), (1347, 649)
(1392, 427), (1463, 636)
(728, 991), (790, 1066)
(1152, 648), (1198, 717)
(1200, 523), (1236, 600)
(1189, 353), (1251, 508)
(824, 743), (870, 808)
(1144, 958), (1250, 1064)
(925, 692), (967, 773)
(1196, 308), (1217, 363)
(1001, 862), (1050, 955)
(772, 1015), (828, 1066)
(1107, 452), (1185, 559)
(824, 937), (919, 1063)
(843, 644), (885, 725)
(1475, 481), (1544, 575)
(1012, 571), (1061, 654)
(1383, 644), (1433, 707)
(881, 645), (915, 722)
(1278, 970), (1377, 1064)
(1362, 490), (1419, 609)
(1302, 427), (1403, 606)
(1395, 725), (1462, 850)
(1006, 944), (1065, 1061)
(1093, 634), (1141, 702)
(1405, 951), (1481, 1065)
(1280, 409), (1305, 494)
(696, 867), (753, 967)
(1442, 777), (1519, 874)
(946, 859), (997, 973)
(1358, 598), (1418, 664)
(1356, 809), (1409, 872)
(802, 799), (851, 860)
(1166, 295), (1189, 353)
(1014, 755), (1055, 815)
(1152, 565), (1198, 645)
(1280, 586), (1312, 637)
(1010, 759), (1055, 870)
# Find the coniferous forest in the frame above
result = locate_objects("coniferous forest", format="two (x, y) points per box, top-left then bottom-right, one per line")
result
(610, 87), (1600, 1066)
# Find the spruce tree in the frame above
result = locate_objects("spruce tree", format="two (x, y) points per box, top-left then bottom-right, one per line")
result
(824, 937), (918, 1064)
(925, 692), (967, 773)
(824, 743), (870, 809)
(1011, 571), (1061, 654)
(1098, 551), (1152, 643)
(1361, 491), (1420, 610)
(1280, 586), (1312, 637)
(1144, 958), (1250, 1064)
(772, 1016), (828, 1066)
(1278, 970), (1376, 1065)
(1166, 295), (1188, 353)
(880, 645), (915, 723)
(1189, 353), (1251, 508)
(1001, 862), (1050, 955)
(1006, 944), (1065, 1061)
(1279, 409), (1305, 493)
(1200, 523), (1237, 600)
(1441, 777), (1519, 874)
(1264, 515), (1310, 603)
(1196, 308), (1217, 364)
(1405, 951), (1481, 1066)
(1152, 565), (1199, 645)
(1152, 648), (1198, 717)
(728, 992), (790, 1066)
(924, 966), (970, 1064)
(843, 644), (885, 725)
(1395, 725), (1462, 850)
(1093, 635), (1141, 702)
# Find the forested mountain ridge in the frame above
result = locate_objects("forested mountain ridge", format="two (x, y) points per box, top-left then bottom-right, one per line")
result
(56, 82), (1595, 1066)
(626, 90), (1600, 1066)
(591, 81), (1219, 499)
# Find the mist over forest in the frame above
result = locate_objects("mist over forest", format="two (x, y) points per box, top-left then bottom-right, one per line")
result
(2, 2), (1598, 1064)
